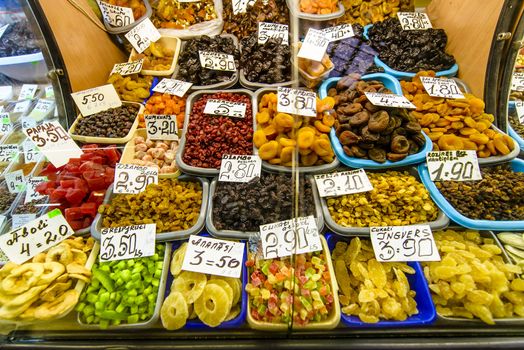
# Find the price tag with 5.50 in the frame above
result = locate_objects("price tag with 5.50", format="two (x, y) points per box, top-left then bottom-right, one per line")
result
(125, 18), (161, 54)
(97, 0), (134, 27)
(426, 150), (482, 181)
(25, 176), (47, 204)
(153, 78), (192, 97)
(219, 155), (262, 183)
(203, 99), (247, 118)
(420, 77), (464, 99)
(297, 28), (329, 62)
(258, 22), (289, 45)
(145, 114), (178, 141)
(71, 84), (122, 117)
(182, 235), (245, 278)
(277, 87), (316, 117)
(321, 24), (354, 42)
(314, 169), (373, 197)
(370, 225), (440, 262)
(0, 113), (11, 134)
(5, 169), (25, 194)
(365, 92), (416, 109)
(199, 51), (236, 72)
(111, 59), (144, 76)
(397, 12), (432, 30)
(18, 84), (38, 100)
(113, 163), (158, 194)
(100, 224), (156, 262)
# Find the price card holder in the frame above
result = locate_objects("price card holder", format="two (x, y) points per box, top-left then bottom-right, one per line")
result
(18, 84), (38, 100)
(100, 224), (156, 262)
(21, 116), (37, 129)
(370, 225), (440, 262)
(0, 144), (17, 163)
(420, 77), (465, 99)
(512, 73), (524, 91)
(111, 59), (144, 76)
(0, 86), (13, 100)
(13, 100), (31, 114)
(28, 99), (55, 121)
(152, 78), (192, 97)
(5, 170), (25, 194)
(297, 28), (329, 62)
(113, 163), (158, 194)
(71, 84), (122, 117)
(25, 176), (47, 204)
(22, 139), (42, 164)
(232, 0), (250, 15)
(426, 150), (482, 181)
(145, 114), (178, 141)
(397, 12), (432, 30)
(97, 0), (135, 27)
(321, 24), (354, 42)
(45, 85), (54, 99)
(199, 51), (236, 72)
(277, 87), (316, 117)
(516, 101), (524, 124)
(0, 24), (9, 40)
(260, 216), (321, 259)
(124, 18), (161, 54)
(12, 214), (37, 229)
(314, 169), (373, 197)
(203, 99), (246, 118)
(364, 92), (416, 109)
(258, 22), (289, 45)
(219, 155), (262, 183)
(0, 208), (75, 264)
(0, 113), (11, 134)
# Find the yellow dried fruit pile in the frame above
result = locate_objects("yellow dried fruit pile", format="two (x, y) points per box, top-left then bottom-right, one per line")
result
(401, 71), (515, 158)
(326, 171), (438, 227)
(107, 73), (153, 103)
(332, 237), (418, 323)
(424, 229), (524, 324)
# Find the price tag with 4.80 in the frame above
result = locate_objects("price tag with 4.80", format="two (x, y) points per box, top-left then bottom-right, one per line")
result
(420, 76), (464, 99)
(113, 163), (158, 194)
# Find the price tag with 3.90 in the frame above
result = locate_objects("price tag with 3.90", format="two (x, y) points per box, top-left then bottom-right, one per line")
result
(71, 84), (122, 117)
(145, 114), (178, 141)
(199, 51), (236, 72)
(111, 59), (144, 76)
(97, 0), (134, 27)
(365, 92), (416, 109)
(25, 176), (47, 204)
(426, 150), (482, 181)
(153, 78), (192, 97)
(314, 169), (373, 197)
(113, 163), (158, 194)
(297, 28), (329, 62)
(277, 87), (316, 117)
(397, 12), (432, 30)
(219, 155), (261, 183)
(258, 22), (289, 45)
(125, 18), (161, 54)
(321, 24), (355, 42)
(100, 224), (156, 262)
(0, 113), (11, 134)
(420, 76), (464, 99)
(203, 99), (246, 118)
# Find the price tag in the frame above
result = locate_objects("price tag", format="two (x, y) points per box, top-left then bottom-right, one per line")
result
(397, 12), (432, 30)
(297, 28), (329, 62)
(144, 114), (178, 141)
(515, 101), (524, 124)
(12, 100), (31, 114)
(0, 113), (11, 134)
(28, 99), (55, 121)
(124, 18), (161, 54)
(21, 116), (37, 129)
(22, 139), (41, 163)
(364, 92), (416, 109)
(23, 120), (83, 168)
(18, 84), (38, 100)
(314, 169), (373, 197)
(232, 0), (251, 15)
(321, 24), (355, 42)
(420, 77), (464, 99)
(258, 22), (289, 45)
(111, 59), (144, 76)
(512, 72), (524, 91)
(277, 87), (316, 117)
(45, 85), (54, 99)
(71, 84), (121, 117)
(97, 0), (135, 27)
(182, 235), (245, 278)
(203, 99), (246, 118)
(0, 144), (18, 163)
(0, 209), (76, 264)
(0, 24), (9, 40)
(12, 214), (38, 229)
(426, 150), (482, 181)
(219, 155), (262, 183)
(113, 163), (158, 194)
(370, 225), (440, 262)
(198, 51), (236, 72)
(153, 78), (192, 97)
(5, 170), (25, 193)
(260, 215), (321, 259)
(100, 224), (156, 262)
(0, 86), (13, 100)
(25, 176), (47, 204)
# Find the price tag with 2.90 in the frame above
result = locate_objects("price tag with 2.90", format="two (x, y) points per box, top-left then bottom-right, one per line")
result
(113, 163), (158, 194)
(314, 169), (373, 197)
(199, 51), (236, 72)
(277, 87), (316, 117)
(71, 84), (122, 117)
(397, 12), (432, 30)
(426, 150), (482, 181)
(145, 114), (178, 141)
(100, 224), (156, 262)
(420, 76), (464, 99)
(219, 155), (261, 183)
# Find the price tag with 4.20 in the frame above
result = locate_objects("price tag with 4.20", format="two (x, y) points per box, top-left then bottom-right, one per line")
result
(152, 78), (192, 97)
(0, 113), (11, 134)
(199, 51), (236, 72)
(420, 76), (464, 99)
(365, 92), (416, 109)
(277, 87), (316, 117)
(258, 22), (289, 45)
(219, 155), (261, 183)
(125, 18), (161, 54)
(145, 114), (178, 141)
(314, 169), (373, 197)
(100, 224), (156, 262)
(203, 99), (246, 118)
(113, 163), (158, 194)
(397, 12), (432, 30)
(97, 0), (134, 27)
(426, 150), (482, 181)
(111, 59), (144, 76)
(297, 28), (329, 62)
(71, 84), (122, 117)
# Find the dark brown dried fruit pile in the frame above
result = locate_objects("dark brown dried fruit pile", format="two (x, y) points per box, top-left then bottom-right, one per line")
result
(73, 104), (139, 138)
(509, 114), (524, 139)
(0, 184), (16, 213)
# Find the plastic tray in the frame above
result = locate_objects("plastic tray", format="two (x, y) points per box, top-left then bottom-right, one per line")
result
(3, 143), (45, 179)
(176, 89), (255, 176)
(172, 34), (240, 91)
(418, 158), (524, 231)
(77, 242), (170, 329)
(252, 87), (340, 174)
(286, 0), (345, 21)
(163, 233), (247, 329)
(325, 232), (437, 328)
(100, 0), (153, 34)
(291, 43), (334, 89)
(320, 167), (449, 235)
(68, 102), (143, 144)
(90, 175), (209, 241)
(1, 124), (28, 146)
(0, 180), (19, 218)
(120, 128), (181, 179)
(10, 189), (48, 218)
(509, 125), (524, 156)
(206, 175), (325, 240)
(0, 52), (48, 83)
(318, 74), (433, 169)
(129, 35), (181, 76)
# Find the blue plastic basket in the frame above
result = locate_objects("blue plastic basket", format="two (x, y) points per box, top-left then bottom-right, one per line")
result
(142, 77), (159, 105)
(324, 232), (437, 328)
(164, 232), (247, 329)
(363, 25), (459, 80)
(418, 158), (524, 231)
(507, 101), (524, 152)
(318, 74), (433, 169)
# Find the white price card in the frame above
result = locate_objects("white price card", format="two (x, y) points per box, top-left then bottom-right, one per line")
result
(23, 120), (83, 168)
(199, 51), (236, 72)
(370, 225), (440, 262)
(113, 163), (158, 194)
(12, 214), (37, 229)
(21, 116), (37, 129)
(25, 176), (47, 204)
(297, 28), (329, 62)
(12, 100), (31, 114)
(397, 12), (432, 30)
(420, 77), (464, 99)
(145, 114), (178, 141)
(111, 59), (144, 76)
(0, 113), (11, 134)
(100, 224), (156, 262)
(45, 85), (54, 99)
(5, 170), (25, 194)
(125, 18), (161, 54)
(277, 87), (316, 117)
(0, 86), (13, 100)
(0, 144), (18, 162)
(0, 208), (75, 264)
(71, 84), (122, 117)
(512, 72), (524, 91)
(260, 215), (321, 259)
(153, 78), (192, 97)
(232, 0), (250, 15)
(515, 101), (524, 124)
(97, 0), (135, 28)
(258, 22), (289, 45)
(203, 99), (247, 118)
(182, 235), (245, 278)
(365, 92), (416, 109)
(22, 139), (42, 163)
(219, 155), (262, 183)
(18, 84), (38, 100)
(0, 24), (9, 40)
(314, 169), (373, 197)
(28, 99), (55, 121)
(321, 24), (355, 42)
(426, 150), (482, 181)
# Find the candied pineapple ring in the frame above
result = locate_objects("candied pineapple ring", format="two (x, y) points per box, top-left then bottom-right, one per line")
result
(161, 292), (189, 331)
(194, 284), (231, 327)
(170, 243), (187, 277)
(174, 271), (207, 304)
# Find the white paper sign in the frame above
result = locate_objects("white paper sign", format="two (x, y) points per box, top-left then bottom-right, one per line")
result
(232, 0), (251, 15)
(260, 215), (321, 259)
(18, 84), (38, 100)
(0, 144), (18, 163)
(153, 78), (192, 97)
(5, 169), (25, 193)
(21, 116), (37, 129)
(277, 87), (316, 117)
(0, 209), (75, 264)
(111, 59), (144, 76)
(420, 77), (464, 99)
(23, 121), (83, 168)
(203, 99), (246, 118)
(513, 73), (524, 91)
(397, 12), (432, 30)
(25, 176), (47, 204)
(515, 101), (524, 124)
(12, 100), (31, 114)
(297, 28), (329, 62)
(0, 86), (13, 100)
(370, 225), (440, 262)
(29, 99), (55, 121)
(45, 85), (54, 99)
(125, 18), (161, 54)
(71, 84), (122, 117)
(97, 0), (135, 28)
(113, 163), (158, 194)
(199, 51), (236, 72)
(219, 155), (262, 183)
(0, 113), (11, 134)
(12, 214), (37, 229)
(100, 224), (156, 262)
(321, 24), (355, 42)
(22, 139), (42, 163)
(0, 24), (9, 40)
(144, 114), (178, 141)
(258, 22), (289, 45)
(426, 150), (482, 181)
(365, 92), (416, 109)
(182, 235), (245, 278)
(314, 169), (373, 197)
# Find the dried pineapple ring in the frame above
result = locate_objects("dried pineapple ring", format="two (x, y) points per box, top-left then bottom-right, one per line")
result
(210, 276), (240, 305)
(224, 304), (241, 322)
(2, 263), (45, 294)
(174, 271), (207, 304)
(170, 243), (187, 277)
(188, 303), (197, 319)
(207, 279), (233, 307)
(194, 284), (231, 327)
(161, 291), (189, 330)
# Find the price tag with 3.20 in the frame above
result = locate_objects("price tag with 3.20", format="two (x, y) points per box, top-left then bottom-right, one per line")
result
(365, 92), (416, 109)
(426, 150), (482, 181)
(111, 59), (144, 76)
(124, 18), (161, 54)
(203, 99), (246, 118)
(277, 87), (316, 117)
(219, 155), (261, 183)
(397, 12), (432, 30)
(113, 163), (158, 194)
(71, 84), (122, 117)
(145, 114), (178, 141)
(314, 169), (373, 197)
(420, 76), (464, 99)
(199, 51), (236, 72)
(100, 224), (156, 262)
(153, 78), (192, 97)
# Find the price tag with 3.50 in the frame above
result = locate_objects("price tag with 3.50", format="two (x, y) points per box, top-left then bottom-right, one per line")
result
(321, 24), (354, 42)
(25, 176), (47, 204)
(298, 28), (329, 62)
(125, 18), (161, 54)
(365, 92), (416, 109)
(153, 78), (192, 97)
(203, 99), (247, 118)
(97, 0), (134, 27)
(199, 51), (236, 72)
(397, 12), (432, 30)
(314, 169), (373, 197)
(100, 224), (156, 262)
(426, 150), (482, 181)
(111, 59), (144, 76)
(145, 114), (178, 141)
(0, 113), (11, 134)
(113, 163), (158, 194)
(277, 87), (316, 117)
(420, 76), (464, 99)
(219, 155), (261, 183)
(258, 22), (289, 45)
(71, 84), (122, 117)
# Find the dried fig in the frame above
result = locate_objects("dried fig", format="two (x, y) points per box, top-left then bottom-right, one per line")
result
(408, 140), (420, 154)
(350, 145), (367, 158)
(342, 145), (354, 157)
(392, 127), (407, 139)
(368, 110), (390, 133)
(349, 110), (370, 126)
(387, 152), (408, 161)
(364, 101), (380, 113)
(368, 147), (387, 163)
(377, 134), (391, 146)
(412, 132), (426, 147)
(358, 142), (375, 150)
(405, 121), (422, 134)
(361, 125), (380, 142)
(390, 135), (410, 153)
(338, 130), (360, 145)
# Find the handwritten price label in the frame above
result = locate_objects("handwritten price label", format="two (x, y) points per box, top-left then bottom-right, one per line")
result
(12, 214), (37, 229)
(420, 77), (464, 99)
(5, 170), (25, 194)
(365, 92), (416, 109)
(25, 176), (48, 204)
(111, 59), (144, 76)
(18, 84), (38, 100)
(426, 150), (482, 181)
(199, 51), (236, 72)
(153, 78), (192, 97)
(515, 101), (524, 124)
(0, 113), (11, 134)
(397, 12), (432, 30)
(125, 18), (161, 54)
(370, 225), (440, 262)
(12, 100), (31, 114)
(203, 99), (246, 118)
(0, 144), (19, 162)
(321, 24), (355, 42)
(219, 155), (261, 183)
(512, 72), (524, 91)
(71, 84), (122, 117)
(182, 235), (245, 278)
(277, 87), (316, 117)
(314, 169), (373, 197)
(232, 0), (254, 15)
(145, 114), (178, 141)
(22, 139), (42, 163)
(113, 163), (158, 194)
(297, 28), (329, 62)
(258, 22), (289, 45)
(29, 99), (55, 121)
(45, 85), (54, 99)
(100, 224), (156, 262)
(97, 0), (135, 27)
